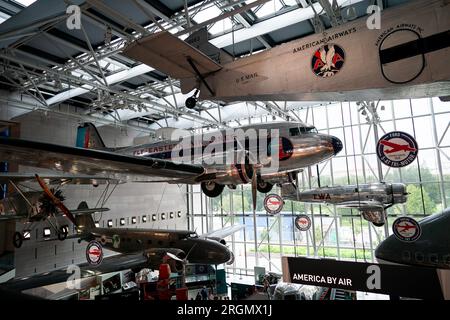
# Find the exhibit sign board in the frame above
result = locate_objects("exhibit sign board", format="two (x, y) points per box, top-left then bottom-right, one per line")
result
(282, 256), (445, 299)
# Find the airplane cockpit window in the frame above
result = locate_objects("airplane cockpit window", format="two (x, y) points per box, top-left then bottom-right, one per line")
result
(289, 126), (318, 136)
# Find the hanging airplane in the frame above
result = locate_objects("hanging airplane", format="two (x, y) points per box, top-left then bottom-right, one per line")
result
(0, 121), (343, 201)
(281, 182), (408, 226)
(0, 177), (110, 248)
(1, 180), (240, 294)
(123, 0), (450, 108)
(375, 207), (450, 269)
(73, 211), (237, 270)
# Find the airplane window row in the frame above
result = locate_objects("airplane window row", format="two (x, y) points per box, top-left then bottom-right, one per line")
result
(402, 251), (450, 265)
(106, 211), (183, 228)
(21, 225), (70, 241)
(289, 127), (318, 136)
(118, 238), (171, 247)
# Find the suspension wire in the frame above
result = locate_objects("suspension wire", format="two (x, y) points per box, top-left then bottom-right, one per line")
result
(101, 182), (119, 207)
(94, 182), (109, 209)
(346, 103), (359, 261)
(350, 102), (367, 262)
(315, 164), (327, 257)
(409, 99), (427, 216)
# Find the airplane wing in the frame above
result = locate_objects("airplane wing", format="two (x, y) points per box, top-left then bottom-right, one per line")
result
(0, 138), (205, 183)
(71, 207), (109, 215)
(201, 224), (244, 239)
(338, 200), (385, 209)
(0, 253), (149, 293)
(0, 173), (121, 185)
(123, 31), (222, 79)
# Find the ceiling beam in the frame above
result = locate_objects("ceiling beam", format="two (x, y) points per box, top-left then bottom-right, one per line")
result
(209, 0), (366, 48)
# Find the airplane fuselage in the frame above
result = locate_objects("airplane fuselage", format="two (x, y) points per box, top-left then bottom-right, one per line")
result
(187, 0), (450, 102)
(118, 122), (342, 186)
(86, 227), (231, 265)
(376, 208), (450, 269)
(282, 182), (407, 207)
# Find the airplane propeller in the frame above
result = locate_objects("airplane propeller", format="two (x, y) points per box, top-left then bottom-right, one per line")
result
(35, 174), (77, 226)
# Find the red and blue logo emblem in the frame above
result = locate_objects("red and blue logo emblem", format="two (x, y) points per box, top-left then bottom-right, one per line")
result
(263, 194), (284, 214)
(377, 131), (418, 167)
(86, 240), (103, 266)
(392, 217), (421, 242)
(295, 215), (312, 231)
(311, 44), (345, 78)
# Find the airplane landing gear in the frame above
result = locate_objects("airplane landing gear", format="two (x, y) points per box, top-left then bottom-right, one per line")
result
(185, 89), (199, 109)
(372, 222), (385, 227)
(257, 180), (273, 193)
(201, 181), (224, 198)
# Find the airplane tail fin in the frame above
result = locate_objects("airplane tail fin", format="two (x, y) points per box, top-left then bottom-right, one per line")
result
(185, 27), (233, 65)
(74, 201), (96, 232)
(76, 123), (106, 150)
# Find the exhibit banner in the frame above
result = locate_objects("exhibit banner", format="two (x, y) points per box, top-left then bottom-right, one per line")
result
(282, 256), (446, 299)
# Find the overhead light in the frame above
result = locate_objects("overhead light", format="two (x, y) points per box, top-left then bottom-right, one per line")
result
(132, 217), (137, 224)
(152, 214), (157, 221)
(94, 222), (100, 228)
(120, 218), (126, 226)
(107, 220), (113, 228)
(177, 211), (182, 218)
(142, 216), (147, 223)
(169, 212), (174, 219)
(161, 213), (166, 220)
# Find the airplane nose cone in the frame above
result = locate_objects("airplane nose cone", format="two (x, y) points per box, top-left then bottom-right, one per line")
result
(331, 136), (343, 155)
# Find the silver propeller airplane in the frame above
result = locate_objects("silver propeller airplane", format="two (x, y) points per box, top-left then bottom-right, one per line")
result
(0, 121), (342, 199)
(123, 0), (450, 108)
(281, 182), (408, 226)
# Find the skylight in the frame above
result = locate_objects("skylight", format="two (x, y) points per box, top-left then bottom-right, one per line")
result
(251, 0), (284, 19)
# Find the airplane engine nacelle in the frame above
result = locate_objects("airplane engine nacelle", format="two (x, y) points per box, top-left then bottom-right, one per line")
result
(145, 248), (186, 273)
(211, 163), (254, 186)
(391, 183), (408, 204)
(207, 237), (226, 246)
(260, 171), (298, 185)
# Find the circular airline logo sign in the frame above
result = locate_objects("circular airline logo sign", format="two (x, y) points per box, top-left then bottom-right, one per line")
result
(264, 194), (284, 214)
(377, 131), (418, 168)
(392, 217), (421, 242)
(295, 215), (312, 231)
(86, 241), (103, 266)
(311, 44), (345, 78)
